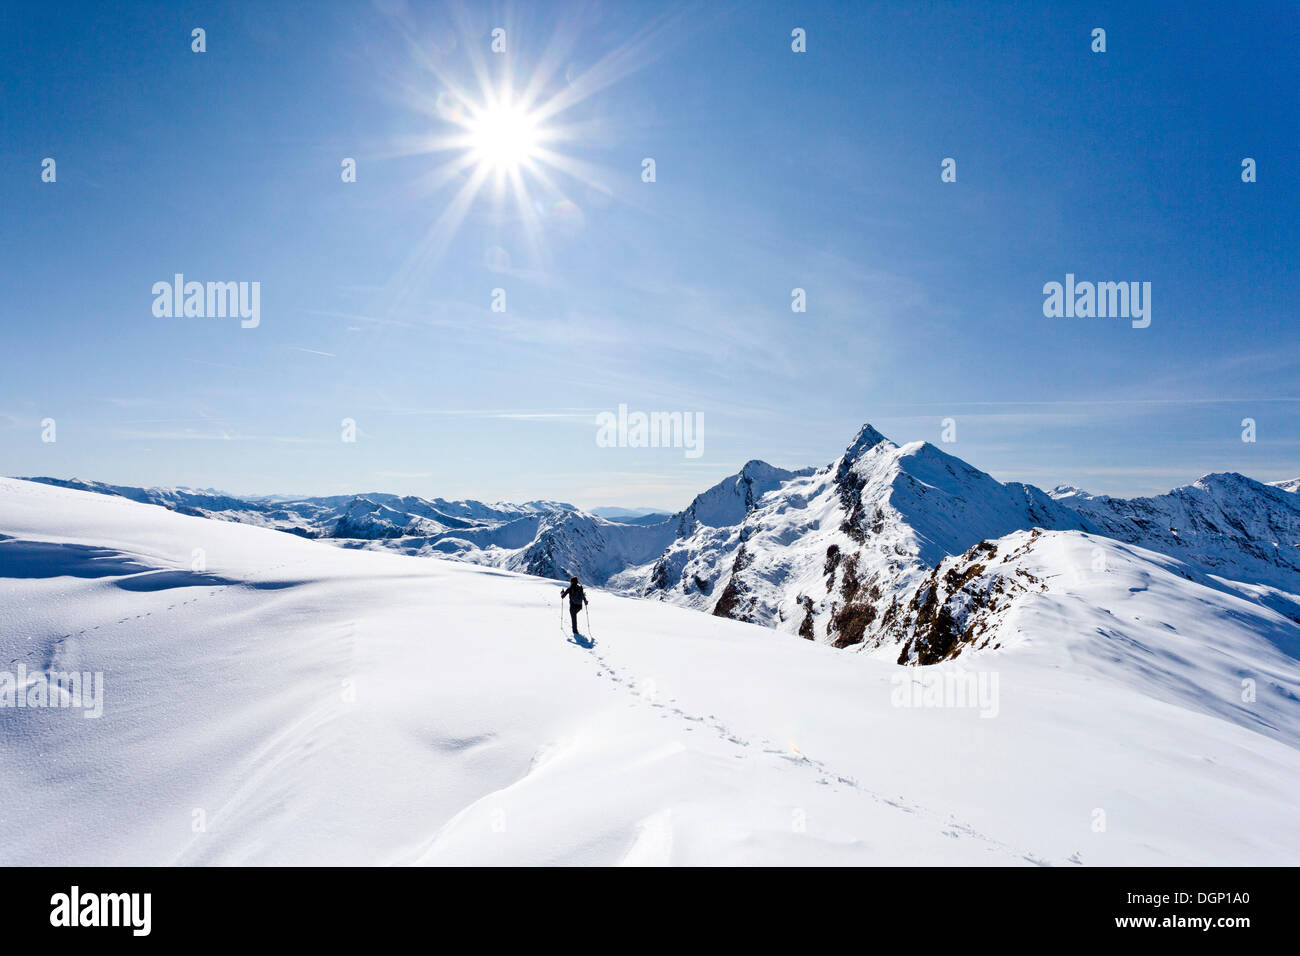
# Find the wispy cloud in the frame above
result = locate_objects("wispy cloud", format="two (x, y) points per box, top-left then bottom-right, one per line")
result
(356, 405), (596, 421)
(303, 308), (414, 330)
(112, 429), (326, 444)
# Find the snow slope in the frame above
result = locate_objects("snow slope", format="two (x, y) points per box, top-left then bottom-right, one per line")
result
(2, 477), (1298, 865)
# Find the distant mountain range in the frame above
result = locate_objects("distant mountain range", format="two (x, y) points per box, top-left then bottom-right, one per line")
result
(589, 506), (672, 522)
(19, 423), (1299, 662)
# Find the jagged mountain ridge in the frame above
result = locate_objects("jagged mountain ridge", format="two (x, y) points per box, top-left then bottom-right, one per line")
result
(613, 425), (1096, 650)
(18, 424), (1300, 659)
(21, 476), (579, 540)
(1048, 473), (1300, 592)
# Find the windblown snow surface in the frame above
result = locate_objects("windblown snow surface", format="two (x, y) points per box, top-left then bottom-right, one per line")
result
(1, 477), (1298, 865)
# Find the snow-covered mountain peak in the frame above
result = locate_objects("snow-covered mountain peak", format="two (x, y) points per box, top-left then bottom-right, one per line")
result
(893, 439), (1000, 488)
(1191, 471), (1258, 493)
(1048, 484), (1092, 501)
(513, 499), (579, 513)
(840, 423), (894, 464)
(682, 460), (808, 530)
(829, 435), (1084, 567)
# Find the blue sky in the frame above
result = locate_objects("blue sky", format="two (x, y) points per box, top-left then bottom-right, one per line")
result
(2, 0), (1297, 509)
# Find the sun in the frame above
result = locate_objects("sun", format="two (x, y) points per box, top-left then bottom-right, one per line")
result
(382, 10), (683, 289)
(468, 102), (540, 173)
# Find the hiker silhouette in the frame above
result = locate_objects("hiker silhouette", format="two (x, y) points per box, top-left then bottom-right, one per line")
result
(560, 576), (588, 636)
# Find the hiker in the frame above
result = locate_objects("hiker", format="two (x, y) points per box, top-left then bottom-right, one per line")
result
(560, 576), (588, 635)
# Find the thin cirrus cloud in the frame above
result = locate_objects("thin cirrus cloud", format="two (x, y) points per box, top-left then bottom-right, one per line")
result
(111, 428), (328, 444)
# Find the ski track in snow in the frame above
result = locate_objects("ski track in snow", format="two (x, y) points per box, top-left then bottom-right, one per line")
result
(570, 623), (1057, 866)
(404, 598), (1054, 866)
(10, 552), (310, 671)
